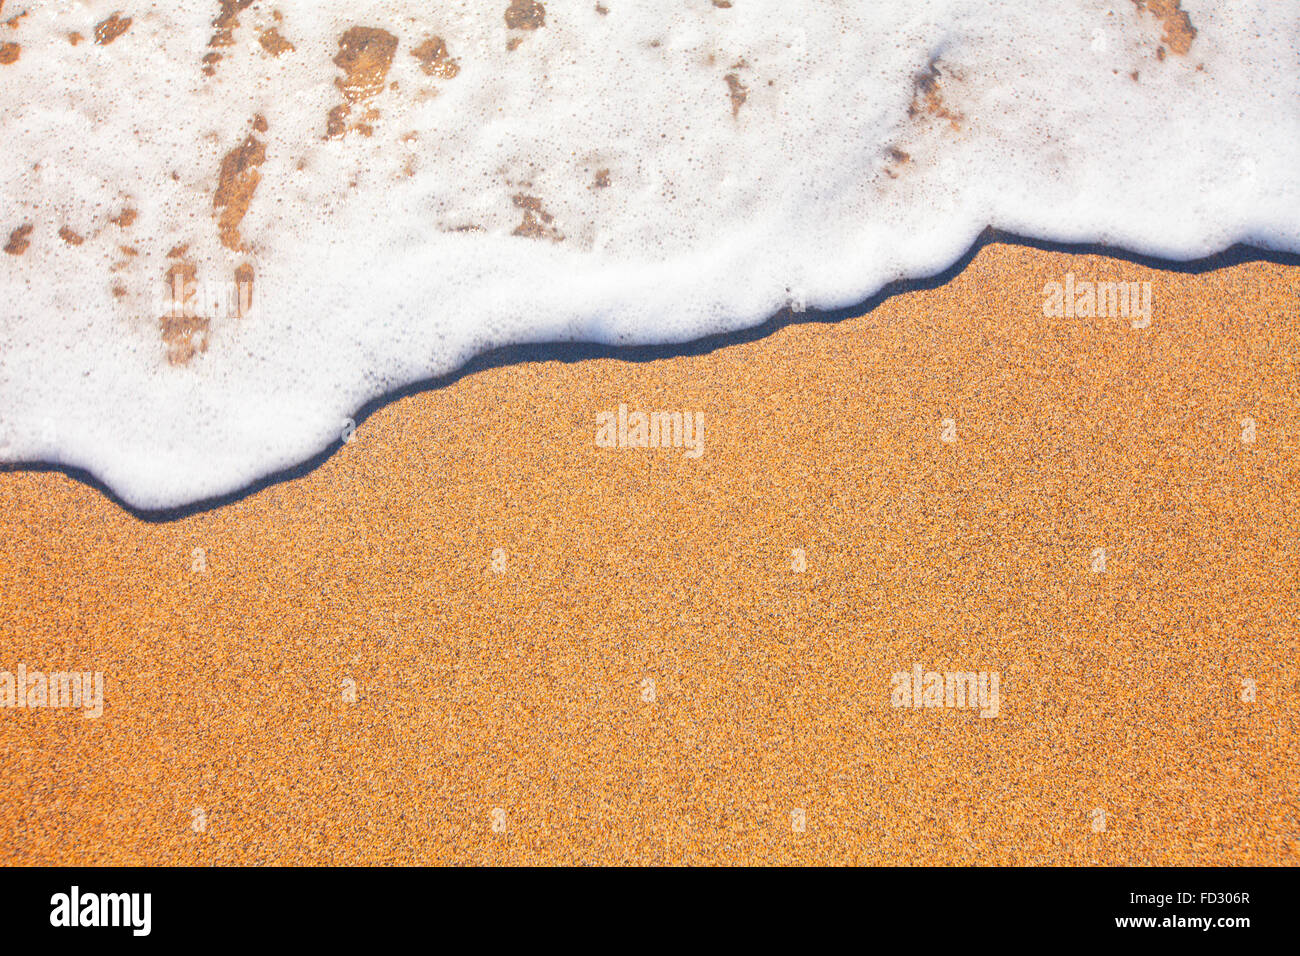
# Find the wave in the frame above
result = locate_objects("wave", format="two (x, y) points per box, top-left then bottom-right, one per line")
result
(1, 0), (1297, 509)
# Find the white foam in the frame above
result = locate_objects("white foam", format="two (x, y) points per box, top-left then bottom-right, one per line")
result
(0, 0), (1296, 509)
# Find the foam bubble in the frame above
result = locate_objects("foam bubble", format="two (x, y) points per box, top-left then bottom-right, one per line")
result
(1, 1), (1297, 508)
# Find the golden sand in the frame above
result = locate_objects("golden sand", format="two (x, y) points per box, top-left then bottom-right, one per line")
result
(0, 242), (1296, 865)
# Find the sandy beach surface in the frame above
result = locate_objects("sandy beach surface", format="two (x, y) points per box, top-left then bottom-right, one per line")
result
(0, 242), (1296, 865)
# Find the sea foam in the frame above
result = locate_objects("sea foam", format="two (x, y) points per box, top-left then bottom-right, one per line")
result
(0, 1), (1297, 509)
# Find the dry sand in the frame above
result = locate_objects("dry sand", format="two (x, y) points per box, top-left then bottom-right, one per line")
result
(0, 242), (1296, 865)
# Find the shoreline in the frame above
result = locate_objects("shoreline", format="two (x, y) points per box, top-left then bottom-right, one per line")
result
(4, 232), (1299, 522)
(1, 240), (1296, 865)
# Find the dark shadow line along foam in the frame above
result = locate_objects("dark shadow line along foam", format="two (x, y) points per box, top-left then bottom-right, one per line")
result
(3, 228), (1298, 523)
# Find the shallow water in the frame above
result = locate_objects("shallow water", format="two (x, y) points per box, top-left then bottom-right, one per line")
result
(0, 0), (1297, 508)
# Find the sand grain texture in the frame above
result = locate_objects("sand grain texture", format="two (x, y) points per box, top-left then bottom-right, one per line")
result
(0, 244), (1296, 865)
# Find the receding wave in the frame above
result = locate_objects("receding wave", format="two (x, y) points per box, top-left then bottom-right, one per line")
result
(1, 1), (1297, 508)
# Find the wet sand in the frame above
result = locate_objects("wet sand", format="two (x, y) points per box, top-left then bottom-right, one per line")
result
(0, 241), (1296, 865)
